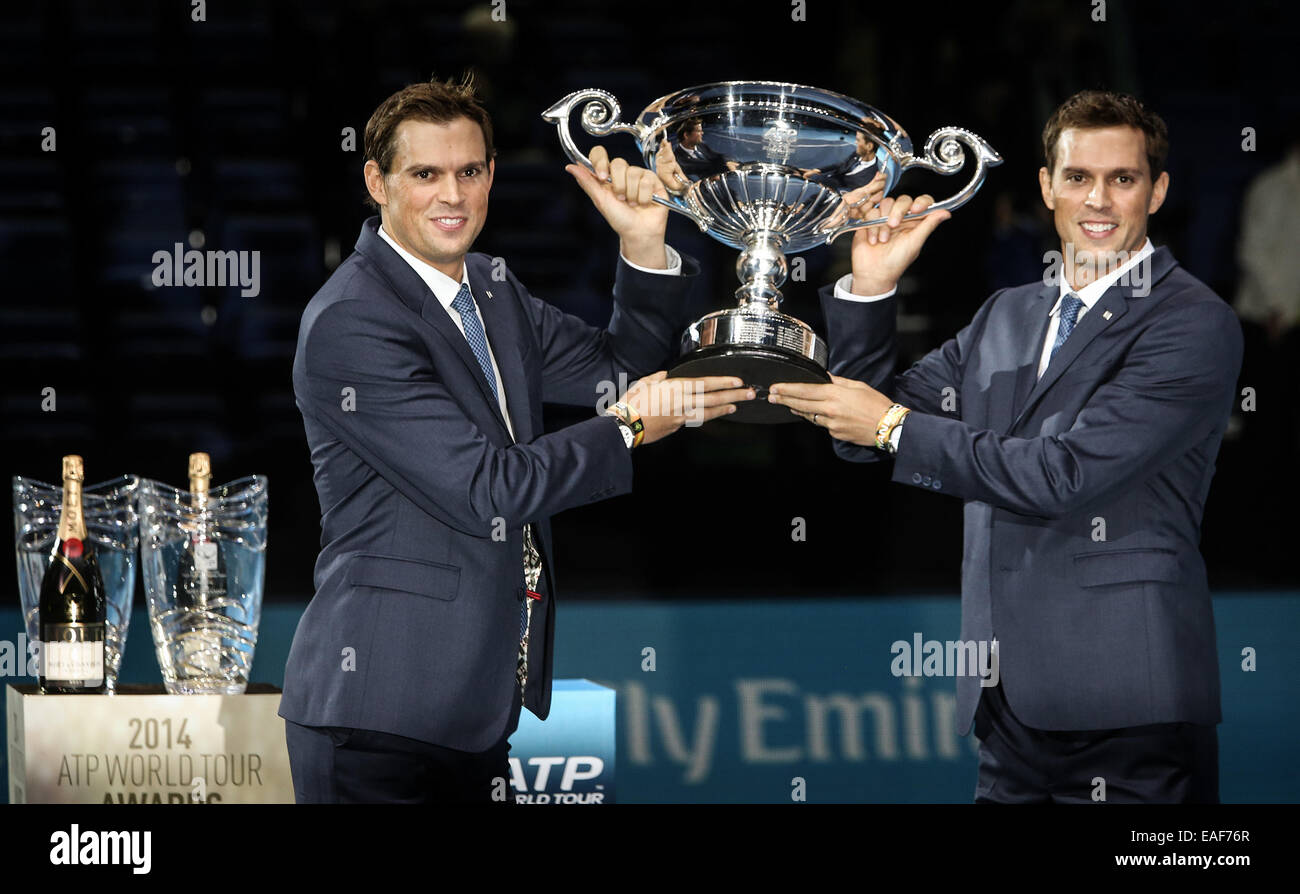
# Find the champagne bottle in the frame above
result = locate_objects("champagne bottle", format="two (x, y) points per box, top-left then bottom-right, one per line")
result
(175, 452), (226, 677)
(39, 455), (107, 694)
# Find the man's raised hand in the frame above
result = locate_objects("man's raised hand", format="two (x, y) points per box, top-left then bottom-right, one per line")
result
(566, 145), (671, 269)
(846, 193), (950, 297)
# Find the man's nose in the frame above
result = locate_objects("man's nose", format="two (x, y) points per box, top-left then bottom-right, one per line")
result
(1085, 181), (1109, 208)
(435, 173), (462, 205)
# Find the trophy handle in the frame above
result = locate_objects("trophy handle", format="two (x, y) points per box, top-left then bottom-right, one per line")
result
(542, 88), (712, 232)
(822, 127), (1002, 244)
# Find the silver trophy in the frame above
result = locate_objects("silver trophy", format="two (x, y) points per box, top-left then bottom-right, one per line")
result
(544, 81), (1002, 422)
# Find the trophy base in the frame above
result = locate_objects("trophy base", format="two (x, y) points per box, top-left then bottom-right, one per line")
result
(668, 346), (829, 424)
(669, 305), (830, 424)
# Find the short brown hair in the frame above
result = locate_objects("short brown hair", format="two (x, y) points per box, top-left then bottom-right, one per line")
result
(362, 73), (495, 208)
(1042, 90), (1169, 179)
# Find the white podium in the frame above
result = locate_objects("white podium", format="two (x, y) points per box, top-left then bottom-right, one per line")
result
(6, 683), (294, 804)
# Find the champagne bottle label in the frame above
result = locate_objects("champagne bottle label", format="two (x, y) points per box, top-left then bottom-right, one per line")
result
(41, 622), (105, 685)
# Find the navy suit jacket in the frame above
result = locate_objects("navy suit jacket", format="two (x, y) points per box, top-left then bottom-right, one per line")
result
(820, 246), (1242, 734)
(280, 217), (696, 752)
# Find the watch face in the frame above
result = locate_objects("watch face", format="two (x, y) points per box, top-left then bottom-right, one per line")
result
(619, 423), (635, 448)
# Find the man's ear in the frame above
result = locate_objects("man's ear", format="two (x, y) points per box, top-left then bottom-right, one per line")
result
(486, 157), (495, 190)
(1148, 170), (1169, 215)
(1038, 166), (1055, 210)
(363, 159), (388, 208)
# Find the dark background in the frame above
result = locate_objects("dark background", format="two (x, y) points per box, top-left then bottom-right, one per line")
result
(2, 0), (1296, 604)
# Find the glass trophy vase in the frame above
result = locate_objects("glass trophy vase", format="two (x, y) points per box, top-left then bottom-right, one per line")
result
(138, 475), (267, 695)
(13, 474), (140, 693)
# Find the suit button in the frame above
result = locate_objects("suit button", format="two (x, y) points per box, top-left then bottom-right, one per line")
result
(912, 472), (922, 484)
(932, 478), (942, 490)
(922, 475), (932, 486)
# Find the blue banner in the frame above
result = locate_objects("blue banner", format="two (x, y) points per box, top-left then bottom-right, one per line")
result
(3, 593), (1295, 803)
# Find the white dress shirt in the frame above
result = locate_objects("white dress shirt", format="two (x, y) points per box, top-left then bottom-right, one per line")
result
(378, 223), (682, 442)
(1035, 237), (1152, 379)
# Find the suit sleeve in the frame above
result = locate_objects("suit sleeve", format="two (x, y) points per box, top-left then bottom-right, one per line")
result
(818, 284), (1002, 463)
(295, 288), (634, 538)
(891, 298), (1243, 519)
(517, 255), (699, 407)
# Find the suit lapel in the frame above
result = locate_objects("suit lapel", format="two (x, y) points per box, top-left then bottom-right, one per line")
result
(352, 220), (515, 440)
(991, 287), (1053, 435)
(1011, 290), (1128, 431)
(468, 255), (535, 443)
(417, 291), (509, 435)
(1008, 246), (1176, 431)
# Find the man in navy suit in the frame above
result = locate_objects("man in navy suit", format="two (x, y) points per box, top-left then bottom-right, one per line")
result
(669, 117), (735, 181)
(280, 76), (753, 803)
(770, 91), (1239, 803)
(808, 130), (881, 192)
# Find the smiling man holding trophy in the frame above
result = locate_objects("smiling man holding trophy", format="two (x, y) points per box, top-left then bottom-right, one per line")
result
(768, 89), (1237, 803)
(546, 83), (1236, 803)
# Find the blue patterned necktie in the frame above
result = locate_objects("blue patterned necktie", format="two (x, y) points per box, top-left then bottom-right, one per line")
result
(450, 283), (499, 402)
(450, 282), (537, 695)
(1049, 292), (1085, 363)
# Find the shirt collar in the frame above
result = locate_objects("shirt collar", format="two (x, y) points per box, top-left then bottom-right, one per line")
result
(378, 223), (469, 311)
(1053, 237), (1154, 314)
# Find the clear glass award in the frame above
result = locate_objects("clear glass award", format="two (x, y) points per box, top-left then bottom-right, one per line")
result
(13, 474), (140, 693)
(138, 474), (267, 695)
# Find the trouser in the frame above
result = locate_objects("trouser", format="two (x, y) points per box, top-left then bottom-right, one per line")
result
(285, 684), (523, 804)
(973, 682), (1219, 803)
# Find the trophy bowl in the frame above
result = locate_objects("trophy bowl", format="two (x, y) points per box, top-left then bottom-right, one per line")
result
(544, 81), (1002, 422)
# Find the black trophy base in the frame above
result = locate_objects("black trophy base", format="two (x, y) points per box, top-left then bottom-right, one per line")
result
(667, 346), (830, 424)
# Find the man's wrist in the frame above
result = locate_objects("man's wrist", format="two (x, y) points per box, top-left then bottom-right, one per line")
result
(887, 419), (904, 454)
(606, 401), (644, 449)
(850, 274), (899, 298)
(875, 404), (910, 451)
(609, 415), (634, 449)
(619, 238), (672, 272)
(832, 273), (897, 302)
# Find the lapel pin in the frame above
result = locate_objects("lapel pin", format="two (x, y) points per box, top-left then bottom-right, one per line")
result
(485, 290), (494, 300)
(1102, 310), (1112, 320)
